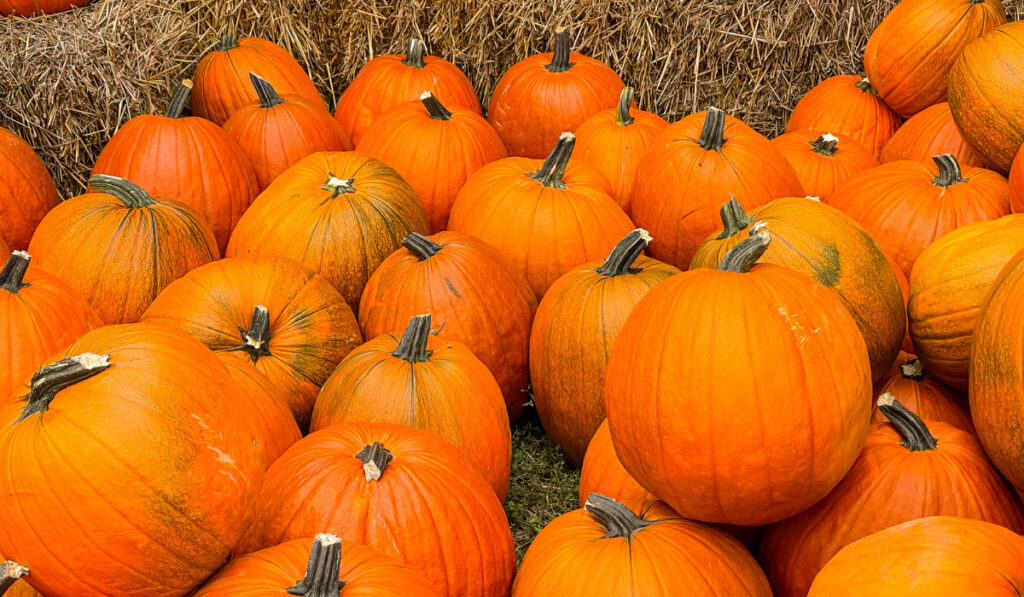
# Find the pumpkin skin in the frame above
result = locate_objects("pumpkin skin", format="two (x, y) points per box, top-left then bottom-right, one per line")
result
(827, 155), (1011, 278)
(578, 419), (655, 507)
(885, 250), (915, 354)
(0, 126), (60, 250)
(606, 230), (872, 525)
(355, 92), (506, 232)
(237, 421), (516, 597)
(770, 132), (878, 201)
(220, 357), (302, 466)
(487, 29), (625, 158)
(691, 197), (905, 382)
(310, 314), (512, 499)
(864, 0), (1006, 119)
(226, 151), (429, 308)
(359, 232), (537, 420)
(948, 21), (1024, 173)
(881, 102), (993, 167)
(139, 256), (362, 429)
(807, 516), (1024, 595)
(192, 35), (325, 126)
(908, 214), (1024, 390)
(632, 107), (804, 268)
(448, 133), (634, 299)
(785, 76), (901, 158)
(870, 359), (973, 433)
(1011, 144), (1024, 212)
(513, 496), (772, 597)
(0, 0), (89, 16)
(0, 323), (264, 597)
(27, 175), (218, 324)
(531, 230), (680, 465)
(92, 81), (261, 252)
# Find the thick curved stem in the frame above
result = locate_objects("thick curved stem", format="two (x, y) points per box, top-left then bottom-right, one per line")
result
(854, 77), (878, 95)
(718, 225), (770, 273)
(877, 393), (938, 451)
(392, 314), (432, 363)
(249, 73), (284, 108)
(88, 175), (156, 208)
(615, 87), (635, 126)
(356, 442), (394, 482)
(809, 133), (839, 157)
(220, 34), (239, 50)
(546, 27), (572, 72)
(420, 92), (452, 120)
(16, 354), (111, 423)
(584, 494), (653, 540)
(528, 132), (575, 188)
(698, 107), (726, 151)
(715, 197), (753, 239)
(402, 39), (426, 68)
(932, 154), (964, 187)
(227, 305), (273, 364)
(164, 80), (193, 118)
(595, 229), (651, 276)
(401, 232), (442, 260)
(285, 534), (346, 596)
(899, 359), (925, 382)
(0, 251), (30, 294)
(1, 562), (29, 594)
(322, 174), (357, 198)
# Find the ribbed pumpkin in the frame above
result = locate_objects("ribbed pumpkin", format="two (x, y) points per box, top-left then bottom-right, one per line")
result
(487, 28), (624, 158)
(808, 516), (1024, 595)
(91, 81), (260, 251)
(359, 232), (537, 420)
(355, 92), (506, 232)
(885, 250), (915, 354)
(448, 133), (633, 298)
(578, 419), (655, 508)
(237, 422), (516, 597)
(0, 126), (59, 249)
(0, 561), (35, 597)
(530, 230), (679, 465)
(220, 358), (302, 466)
(606, 230), (872, 525)
(0, 324), (264, 597)
(691, 197), (905, 382)
(223, 74), (352, 190)
(195, 534), (439, 597)
(761, 395), (1022, 597)
(226, 151), (429, 308)
(632, 107), (804, 268)
(139, 256), (362, 429)
(0, 0), (89, 16)
(513, 495), (772, 596)
(1012, 144), (1024, 212)
(785, 75), (901, 158)
(310, 314), (512, 499)
(192, 35), (325, 125)
(864, 0), (1005, 118)
(27, 175), (218, 324)
(770, 132), (878, 201)
(908, 214), (1024, 390)
(827, 154), (1011, 278)
(948, 21), (1024, 173)
(335, 39), (480, 147)
(572, 87), (669, 214)
(871, 359), (972, 433)
(881, 102), (993, 167)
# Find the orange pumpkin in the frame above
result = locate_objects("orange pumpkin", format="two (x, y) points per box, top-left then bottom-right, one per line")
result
(578, 419), (655, 508)
(881, 102), (993, 167)
(884, 249), (915, 354)
(0, 0), (89, 16)
(871, 359), (972, 433)
(785, 76), (901, 158)
(0, 126), (59, 249)
(770, 131), (878, 201)
(219, 357), (301, 466)
(1011, 144), (1024, 212)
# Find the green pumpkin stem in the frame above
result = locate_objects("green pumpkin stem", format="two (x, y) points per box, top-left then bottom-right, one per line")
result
(88, 175), (157, 208)
(356, 442), (394, 482)
(854, 77), (878, 95)
(546, 27), (573, 73)
(0, 251), (31, 294)
(322, 174), (356, 198)
(616, 87), (635, 126)
(402, 39), (426, 68)
(420, 92), (452, 121)
(932, 154), (964, 187)
(718, 225), (771, 273)
(698, 107), (726, 151)
(165, 80), (193, 119)
(392, 314), (433, 363)
(220, 34), (239, 50)
(227, 305), (273, 364)
(285, 534), (346, 596)
(595, 229), (651, 277)
(401, 232), (442, 260)
(716, 197), (754, 240)
(16, 354), (111, 423)
(810, 133), (840, 157)
(584, 494), (654, 540)
(529, 132), (575, 189)
(877, 393), (938, 451)
(899, 359), (926, 382)
(250, 73), (284, 108)
(0, 561), (29, 594)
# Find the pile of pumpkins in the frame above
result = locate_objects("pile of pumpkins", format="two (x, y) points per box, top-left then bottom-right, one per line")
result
(4, 0), (1024, 594)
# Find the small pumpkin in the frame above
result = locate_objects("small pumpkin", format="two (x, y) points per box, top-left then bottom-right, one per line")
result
(785, 76), (901, 158)
(0, 126), (60, 250)
(0, 0), (89, 16)
(578, 419), (655, 508)
(770, 132), (878, 201)
(871, 359), (972, 433)
(881, 102), (993, 167)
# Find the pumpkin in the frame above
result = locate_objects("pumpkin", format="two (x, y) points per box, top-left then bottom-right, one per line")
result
(27, 175), (218, 324)
(606, 229), (872, 525)
(448, 132), (634, 298)
(948, 21), (1024, 173)
(237, 421), (516, 597)
(91, 81), (260, 252)
(785, 75), (901, 158)
(572, 87), (669, 214)
(531, 229), (680, 465)
(359, 232), (537, 420)
(881, 102), (993, 167)
(871, 359), (973, 433)
(632, 107), (804, 268)
(691, 197), (905, 382)
(578, 419), (655, 507)
(487, 28), (624, 158)
(310, 314), (512, 499)
(770, 131), (878, 201)
(223, 74), (352, 190)
(0, 561), (33, 597)
(0, 0), (89, 16)
(908, 214), (1024, 390)
(0, 323), (264, 597)
(886, 250), (915, 354)
(761, 395), (1022, 597)
(513, 495), (772, 596)
(827, 154), (1011, 278)
(864, 0), (1005, 118)
(192, 35), (325, 125)
(355, 92), (506, 232)
(226, 151), (429, 308)
(0, 251), (101, 401)
(0, 126), (59, 249)
(808, 516), (1024, 595)
(1011, 144), (1024, 212)
(194, 534), (440, 597)
(335, 39), (480, 146)
(218, 358), (301, 467)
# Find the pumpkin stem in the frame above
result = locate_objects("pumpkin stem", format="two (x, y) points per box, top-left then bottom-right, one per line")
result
(420, 92), (452, 121)
(529, 132), (575, 189)
(402, 39), (426, 68)
(595, 229), (651, 277)
(228, 305), (273, 365)
(401, 232), (442, 260)
(220, 34), (239, 50)
(899, 359), (925, 382)
(164, 80), (193, 119)
(854, 77), (878, 95)
(877, 393), (939, 451)
(932, 154), (964, 187)
(0, 561), (29, 594)
(546, 27), (573, 73)
(810, 133), (839, 157)
(616, 87), (635, 126)
(584, 494), (654, 540)
(356, 441), (394, 482)
(718, 224), (770, 273)
(322, 174), (356, 198)
(0, 251), (31, 294)
(392, 314), (433, 363)
(88, 175), (157, 208)
(16, 353), (111, 423)
(698, 107), (727, 151)
(249, 73), (285, 108)
(716, 197), (753, 239)
(285, 534), (346, 596)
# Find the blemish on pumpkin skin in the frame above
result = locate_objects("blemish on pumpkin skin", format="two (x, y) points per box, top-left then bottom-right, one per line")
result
(811, 244), (841, 288)
(444, 277), (462, 298)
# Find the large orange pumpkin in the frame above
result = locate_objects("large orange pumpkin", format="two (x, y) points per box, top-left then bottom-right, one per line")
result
(871, 359), (972, 433)
(226, 151), (429, 308)
(27, 175), (218, 324)
(881, 102), (993, 167)
(578, 419), (655, 507)
(219, 357), (301, 466)
(0, 126), (59, 250)
(0, 324), (264, 597)
(632, 107), (804, 268)
(785, 76), (901, 158)
(0, 0), (89, 16)
(770, 132), (878, 201)
(606, 229), (872, 525)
